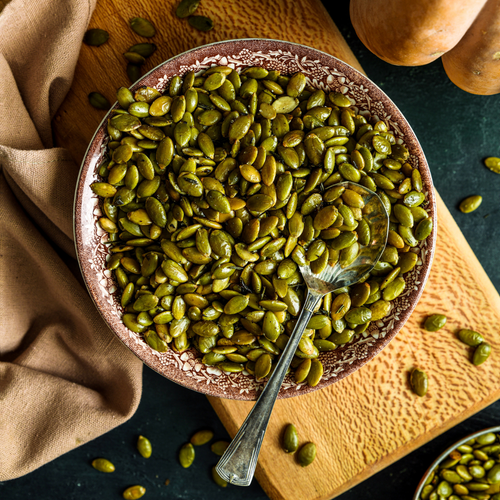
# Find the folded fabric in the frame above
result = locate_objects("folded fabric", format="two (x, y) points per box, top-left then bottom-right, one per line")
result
(0, 0), (143, 481)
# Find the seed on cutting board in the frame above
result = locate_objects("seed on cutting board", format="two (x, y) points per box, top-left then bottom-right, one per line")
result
(124, 51), (146, 65)
(410, 368), (428, 397)
(129, 17), (156, 37)
(282, 424), (299, 453)
(137, 435), (152, 458)
(424, 314), (447, 332)
(459, 195), (482, 213)
(122, 485), (146, 500)
(297, 442), (317, 467)
(83, 28), (109, 46)
(457, 329), (484, 347)
(176, 0), (201, 18)
(190, 429), (214, 446)
(179, 443), (195, 468)
(211, 441), (229, 456)
(127, 63), (142, 83)
(472, 342), (492, 366)
(88, 92), (110, 110)
(128, 42), (157, 58)
(484, 156), (500, 173)
(91, 458), (115, 473)
(188, 15), (214, 31)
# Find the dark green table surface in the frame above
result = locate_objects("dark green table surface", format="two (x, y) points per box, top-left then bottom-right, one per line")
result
(2, 2), (500, 499)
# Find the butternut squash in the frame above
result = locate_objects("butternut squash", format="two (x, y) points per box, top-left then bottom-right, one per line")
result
(350, 0), (488, 66)
(442, 0), (500, 95)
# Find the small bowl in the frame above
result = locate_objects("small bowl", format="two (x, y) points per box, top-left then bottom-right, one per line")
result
(74, 38), (437, 401)
(413, 426), (500, 499)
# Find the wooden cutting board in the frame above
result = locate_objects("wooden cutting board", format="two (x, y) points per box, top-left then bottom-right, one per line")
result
(53, 1), (500, 499)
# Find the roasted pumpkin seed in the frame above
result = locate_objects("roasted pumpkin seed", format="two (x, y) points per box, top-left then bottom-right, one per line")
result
(122, 485), (146, 500)
(410, 368), (428, 397)
(137, 435), (152, 458)
(83, 28), (109, 46)
(282, 423), (299, 453)
(188, 15), (214, 31)
(129, 17), (156, 37)
(92, 458), (115, 473)
(179, 443), (195, 468)
(460, 195), (482, 213)
(297, 442), (317, 467)
(424, 314), (447, 332)
(190, 429), (214, 446)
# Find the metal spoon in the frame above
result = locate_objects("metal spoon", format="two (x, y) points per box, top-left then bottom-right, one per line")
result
(215, 181), (389, 487)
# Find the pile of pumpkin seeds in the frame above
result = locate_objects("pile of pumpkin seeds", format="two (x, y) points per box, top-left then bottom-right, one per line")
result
(91, 65), (434, 387)
(419, 431), (500, 500)
(176, 0), (214, 32)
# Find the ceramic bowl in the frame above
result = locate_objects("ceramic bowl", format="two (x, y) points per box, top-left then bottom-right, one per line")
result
(74, 38), (436, 400)
(413, 426), (500, 499)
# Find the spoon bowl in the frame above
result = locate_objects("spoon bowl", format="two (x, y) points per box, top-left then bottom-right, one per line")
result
(300, 182), (389, 294)
(216, 182), (390, 487)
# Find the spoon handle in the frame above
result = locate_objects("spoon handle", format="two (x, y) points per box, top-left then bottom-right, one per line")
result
(215, 288), (324, 486)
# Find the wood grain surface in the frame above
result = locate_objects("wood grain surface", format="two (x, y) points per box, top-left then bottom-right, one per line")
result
(54, 0), (361, 166)
(53, 1), (500, 499)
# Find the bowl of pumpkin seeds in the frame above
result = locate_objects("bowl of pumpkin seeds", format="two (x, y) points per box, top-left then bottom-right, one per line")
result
(414, 426), (500, 499)
(74, 39), (437, 400)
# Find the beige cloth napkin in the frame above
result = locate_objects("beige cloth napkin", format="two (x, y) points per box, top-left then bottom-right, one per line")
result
(0, 0), (143, 481)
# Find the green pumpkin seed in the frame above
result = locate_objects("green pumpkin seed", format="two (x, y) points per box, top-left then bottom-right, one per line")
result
(282, 424), (299, 453)
(179, 443), (195, 468)
(122, 485), (146, 500)
(190, 429), (214, 446)
(88, 92), (110, 110)
(111, 114), (141, 132)
(92, 458), (115, 473)
(410, 368), (428, 396)
(297, 442), (317, 467)
(458, 329), (484, 347)
(129, 17), (156, 37)
(123, 51), (146, 64)
(212, 466), (228, 487)
(211, 440), (229, 456)
(129, 43), (157, 58)
(424, 314), (447, 332)
(473, 342), (491, 366)
(404, 191), (425, 207)
(307, 359), (323, 387)
(415, 217), (433, 240)
(224, 295), (249, 315)
(460, 195), (482, 213)
(127, 64), (142, 83)
(255, 353), (272, 380)
(176, 0), (201, 18)
(188, 15), (214, 31)
(83, 28), (109, 46)
(484, 156), (500, 173)
(137, 435), (152, 458)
